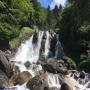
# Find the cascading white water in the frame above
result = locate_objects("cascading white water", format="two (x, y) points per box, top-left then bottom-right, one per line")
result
(14, 31), (43, 63)
(47, 72), (90, 90)
(47, 73), (61, 89)
(66, 73), (90, 90)
(44, 31), (51, 59)
(55, 34), (64, 59)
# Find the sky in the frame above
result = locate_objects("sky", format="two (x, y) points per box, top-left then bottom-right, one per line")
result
(39, 0), (67, 9)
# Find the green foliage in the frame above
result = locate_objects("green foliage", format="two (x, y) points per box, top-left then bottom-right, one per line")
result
(12, 0), (33, 14)
(57, 0), (90, 65)
(0, 23), (19, 41)
(0, 1), (6, 10)
(11, 0), (34, 26)
(31, 0), (47, 29)
(9, 27), (35, 48)
(79, 24), (90, 33)
(79, 60), (90, 73)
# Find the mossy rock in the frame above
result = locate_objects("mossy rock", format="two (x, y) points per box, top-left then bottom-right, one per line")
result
(9, 27), (35, 50)
(63, 56), (76, 69)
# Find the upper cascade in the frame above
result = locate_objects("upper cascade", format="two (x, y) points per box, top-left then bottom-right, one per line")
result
(14, 31), (64, 63)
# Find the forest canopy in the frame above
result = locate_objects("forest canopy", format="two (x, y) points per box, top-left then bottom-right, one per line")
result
(0, 0), (90, 68)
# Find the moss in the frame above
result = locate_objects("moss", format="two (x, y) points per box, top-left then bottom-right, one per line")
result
(63, 56), (77, 69)
(9, 27), (35, 49)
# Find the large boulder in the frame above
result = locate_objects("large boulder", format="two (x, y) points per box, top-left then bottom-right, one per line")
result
(24, 61), (31, 68)
(0, 50), (13, 77)
(0, 69), (9, 88)
(79, 71), (85, 79)
(42, 58), (68, 75)
(9, 71), (32, 86)
(26, 72), (49, 90)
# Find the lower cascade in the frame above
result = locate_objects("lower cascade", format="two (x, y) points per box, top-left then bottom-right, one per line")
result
(6, 31), (90, 90)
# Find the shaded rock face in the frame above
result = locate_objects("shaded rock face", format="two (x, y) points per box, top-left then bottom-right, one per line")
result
(60, 83), (72, 90)
(0, 40), (10, 51)
(0, 69), (9, 88)
(79, 71), (85, 79)
(9, 71), (32, 86)
(50, 35), (57, 57)
(0, 50), (13, 77)
(27, 72), (49, 90)
(38, 31), (64, 60)
(42, 58), (69, 75)
(32, 32), (38, 44)
(13, 65), (20, 73)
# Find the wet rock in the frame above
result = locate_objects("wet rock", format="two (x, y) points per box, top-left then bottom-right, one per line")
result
(0, 69), (9, 88)
(32, 32), (38, 44)
(42, 58), (68, 75)
(57, 68), (69, 75)
(4, 50), (11, 61)
(42, 58), (57, 73)
(63, 76), (74, 90)
(27, 72), (49, 90)
(42, 64), (56, 74)
(79, 71), (85, 79)
(56, 60), (68, 75)
(74, 74), (79, 81)
(14, 65), (20, 73)
(34, 70), (45, 76)
(60, 83), (72, 90)
(0, 50), (12, 77)
(57, 60), (64, 65)
(24, 61), (31, 68)
(9, 71), (32, 86)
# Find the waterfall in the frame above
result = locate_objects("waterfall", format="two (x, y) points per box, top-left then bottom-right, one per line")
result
(14, 31), (64, 62)
(12, 31), (90, 90)
(47, 73), (61, 89)
(14, 31), (43, 63)
(55, 34), (64, 59)
(44, 31), (51, 59)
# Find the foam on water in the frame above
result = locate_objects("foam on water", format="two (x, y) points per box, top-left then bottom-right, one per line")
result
(47, 73), (61, 88)
(14, 31), (43, 63)
(5, 83), (29, 90)
(15, 62), (42, 77)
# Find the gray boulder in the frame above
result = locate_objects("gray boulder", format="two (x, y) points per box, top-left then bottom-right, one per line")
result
(27, 72), (49, 90)
(0, 50), (13, 77)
